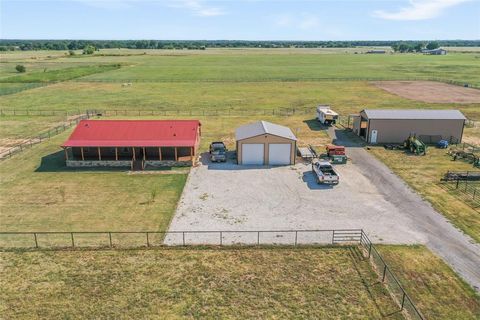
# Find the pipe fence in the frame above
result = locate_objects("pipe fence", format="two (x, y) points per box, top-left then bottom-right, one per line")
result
(0, 228), (424, 319)
(0, 114), (90, 160)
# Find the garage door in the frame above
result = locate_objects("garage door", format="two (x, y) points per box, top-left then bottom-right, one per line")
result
(268, 144), (291, 165)
(242, 144), (264, 165)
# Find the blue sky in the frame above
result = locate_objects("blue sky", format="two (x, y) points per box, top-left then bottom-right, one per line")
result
(1, 0), (479, 40)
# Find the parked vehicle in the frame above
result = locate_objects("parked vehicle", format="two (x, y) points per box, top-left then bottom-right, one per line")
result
(326, 145), (347, 164)
(404, 135), (427, 155)
(209, 141), (227, 162)
(437, 140), (449, 149)
(316, 105), (339, 125)
(312, 160), (339, 184)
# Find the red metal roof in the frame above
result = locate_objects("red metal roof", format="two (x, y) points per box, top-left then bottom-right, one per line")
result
(62, 120), (201, 147)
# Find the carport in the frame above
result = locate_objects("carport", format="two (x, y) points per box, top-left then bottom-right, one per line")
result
(235, 121), (297, 165)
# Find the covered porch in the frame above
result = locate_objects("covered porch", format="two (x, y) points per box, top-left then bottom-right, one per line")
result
(63, 146), (196, 168)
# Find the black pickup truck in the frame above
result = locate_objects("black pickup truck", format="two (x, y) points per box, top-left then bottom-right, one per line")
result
(209, 141), (227, 162)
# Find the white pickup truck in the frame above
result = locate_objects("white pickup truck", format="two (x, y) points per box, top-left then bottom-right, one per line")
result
(312, 160), (339, 185)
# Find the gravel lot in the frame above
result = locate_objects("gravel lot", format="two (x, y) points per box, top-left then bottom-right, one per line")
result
(167, 153), (425, 244)
(168, 134), (480, 290)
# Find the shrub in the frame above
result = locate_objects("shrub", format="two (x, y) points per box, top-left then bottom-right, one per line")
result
(15, 65), (26, 73)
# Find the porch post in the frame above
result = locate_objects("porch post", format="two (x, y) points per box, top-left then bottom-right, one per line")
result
(98, 147), (101, 161)
(132, 147), (136, 160)
(81, 147), (84, 161)
(115, 147), (118, 161)
(159, 147), (162, 161)
(64, 147), (69, 160)
(175, 147), (178, 161)
(143, 147), (146, 160)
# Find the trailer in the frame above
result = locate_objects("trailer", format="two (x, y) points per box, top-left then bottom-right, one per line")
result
(316, 105), (339, 125)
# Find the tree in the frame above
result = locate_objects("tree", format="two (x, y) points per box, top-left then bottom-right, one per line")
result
(414, 43), (424, 52)
(426, 41), (440, 50)
(83, 45), (95, 55)
(15, 65), (26, 73)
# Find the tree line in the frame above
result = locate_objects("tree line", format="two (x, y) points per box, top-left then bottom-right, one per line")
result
(0, 39), (478, 51)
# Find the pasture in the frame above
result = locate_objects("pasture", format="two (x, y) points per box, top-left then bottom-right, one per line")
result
(1, 48), (480, 317)
(1, 245), (478, 319)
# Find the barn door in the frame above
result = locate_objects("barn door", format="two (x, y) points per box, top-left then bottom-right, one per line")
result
(370, 130), (378, 144)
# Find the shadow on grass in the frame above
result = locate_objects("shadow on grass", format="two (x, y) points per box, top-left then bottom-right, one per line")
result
(35, 151), (129, 172)
(348, 246), (404, 319)
(303, 119), (330, 132)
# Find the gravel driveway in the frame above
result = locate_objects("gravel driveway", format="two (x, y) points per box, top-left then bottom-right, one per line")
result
(168, 154), (425, 244)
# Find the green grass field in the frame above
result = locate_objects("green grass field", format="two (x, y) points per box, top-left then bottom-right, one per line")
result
(378, 245), (480, 319)
(1, 245), (478, 319)
(0, 132), (187, 232)
(1, 48), (480, 318)
(0, 246), (408, 319)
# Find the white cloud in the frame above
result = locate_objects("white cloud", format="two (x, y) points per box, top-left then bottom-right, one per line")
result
(373, 0), (470, 21)
(168, 0), (226, 17)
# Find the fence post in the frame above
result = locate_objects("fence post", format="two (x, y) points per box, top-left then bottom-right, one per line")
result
(294, 231), (298, 246)
(401, 292), (406, 310)
(109, 232), (112, 247)
(331, 230), (335, 244)
(368, 243), (372, 258)
(382, 265), (387, 282)
(33, 233), (38, 248)
(146, 232), (150, 247)
(257, 231), (260, 245)
(220, 231), (223, 246)
(182, 232), (185, 246)
(71, 232), (75, 248)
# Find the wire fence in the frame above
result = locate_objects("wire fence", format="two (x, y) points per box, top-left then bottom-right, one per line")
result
(441, 171), (480, 209)
(85, 108), (313, 117)
(0, 113), (90, 160)
(0, 109), (84, 117)
(0, 228), (424, 319)
(359, 232), (425, 320)
(69, 76), (479, 88)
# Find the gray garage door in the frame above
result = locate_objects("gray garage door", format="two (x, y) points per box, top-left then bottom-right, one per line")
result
(242, 144), (264, 165)
(268, 143), (291, 165)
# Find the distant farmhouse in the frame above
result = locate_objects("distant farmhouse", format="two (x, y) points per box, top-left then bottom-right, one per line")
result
(366, 50), (386, 54)
(422, 48), (447, 55)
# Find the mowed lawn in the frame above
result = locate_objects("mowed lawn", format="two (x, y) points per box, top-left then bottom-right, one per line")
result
(369, 144), (480, 243)
(0, 132), (187, 232)
(0, 247), (402, 319)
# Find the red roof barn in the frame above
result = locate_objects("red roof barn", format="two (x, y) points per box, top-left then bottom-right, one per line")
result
(62, 120), (201, 169)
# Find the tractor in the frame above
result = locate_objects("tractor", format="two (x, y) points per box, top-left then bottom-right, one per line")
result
(404, 135), (427, 155)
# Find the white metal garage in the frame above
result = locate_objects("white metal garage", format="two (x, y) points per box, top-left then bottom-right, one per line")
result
(241, 144), (264, 165)
(235, 121), (297, 166)
(268, 144), (291, 165)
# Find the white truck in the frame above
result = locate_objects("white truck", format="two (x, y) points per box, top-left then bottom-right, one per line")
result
(316, 105), (339, 125)
(312, 160), (339, 185)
